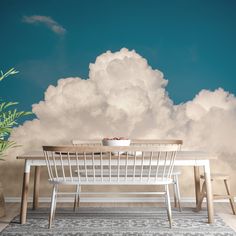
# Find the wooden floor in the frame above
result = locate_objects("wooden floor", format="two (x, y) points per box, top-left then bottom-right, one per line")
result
(0, 202), (235, 232)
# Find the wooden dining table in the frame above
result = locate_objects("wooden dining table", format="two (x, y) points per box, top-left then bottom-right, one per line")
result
(17, 150), (217, 224)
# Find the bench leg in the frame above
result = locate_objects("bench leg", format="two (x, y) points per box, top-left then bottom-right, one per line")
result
(49, 185), (58, 229)
(173, 183), (177, 208)
(165, 185), (172, 228)
(73, 185), (81, 211)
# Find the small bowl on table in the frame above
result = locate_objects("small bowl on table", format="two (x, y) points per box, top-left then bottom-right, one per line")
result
(102, 138), (131, 155)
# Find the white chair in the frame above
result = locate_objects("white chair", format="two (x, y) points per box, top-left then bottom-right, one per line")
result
(131, 140), (182, 211)
(43, 144), (182, 228)
(72, 139), (182, 211)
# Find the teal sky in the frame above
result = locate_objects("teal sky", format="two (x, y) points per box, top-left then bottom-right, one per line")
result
(1, 0), (236, 121)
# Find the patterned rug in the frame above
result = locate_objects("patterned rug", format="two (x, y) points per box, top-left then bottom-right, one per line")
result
(1, 207), (236, 236)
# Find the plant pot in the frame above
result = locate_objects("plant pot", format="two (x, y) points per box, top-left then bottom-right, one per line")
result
(0, 181), (6, 217)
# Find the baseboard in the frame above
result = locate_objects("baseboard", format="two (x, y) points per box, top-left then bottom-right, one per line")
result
(4, 196), (236, 203)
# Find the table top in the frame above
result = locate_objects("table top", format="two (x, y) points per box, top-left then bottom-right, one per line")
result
(17, 150), (217, 161)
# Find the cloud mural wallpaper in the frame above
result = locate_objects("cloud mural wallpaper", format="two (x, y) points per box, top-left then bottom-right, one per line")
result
(9, 48), (236, 159)
(0, 0), (236, 222)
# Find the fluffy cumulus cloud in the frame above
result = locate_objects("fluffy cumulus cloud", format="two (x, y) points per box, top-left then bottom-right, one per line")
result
(9, 48), (236, 171)
(22, 15), (66, 35)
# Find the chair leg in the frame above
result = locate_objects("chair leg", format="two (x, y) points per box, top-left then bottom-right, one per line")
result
(173, 175), (181, 212)
(48, 185), (57, 229)
(196, 181), (206, 212)
(73, 185), (81, 211)
(52, 185), (58, 222)
(173, 180), (177, 208)
(165, 185), (172, 228)
(224, 179), (236, 215)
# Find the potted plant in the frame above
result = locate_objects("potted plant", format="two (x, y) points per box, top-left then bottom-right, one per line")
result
(0, 68), (32, 217)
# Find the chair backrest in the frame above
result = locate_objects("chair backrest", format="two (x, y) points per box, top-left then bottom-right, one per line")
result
(43, 143), (182, 184)
(72, 139), (182, 146)
(72, 139), (102, 146)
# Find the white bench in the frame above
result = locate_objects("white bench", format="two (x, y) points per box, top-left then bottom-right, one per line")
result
(43, 143), (182, 228)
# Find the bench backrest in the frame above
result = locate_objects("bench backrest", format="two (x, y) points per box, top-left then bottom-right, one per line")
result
(43, 144), (182, 184)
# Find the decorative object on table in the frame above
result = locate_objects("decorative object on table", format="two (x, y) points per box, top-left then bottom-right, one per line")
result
(102, 137), (130, 155)
(197, 173), (236, 215)
(0, 68), (32, 217)
(102, 137), (131, 146)
(2, 207), (236, 235)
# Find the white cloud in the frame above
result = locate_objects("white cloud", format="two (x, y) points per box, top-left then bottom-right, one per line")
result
(8, 48), (236, 174)
(22, 15), (66, 35)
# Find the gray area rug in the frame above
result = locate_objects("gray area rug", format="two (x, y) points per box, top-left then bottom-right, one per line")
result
(1, 207), (236, 236)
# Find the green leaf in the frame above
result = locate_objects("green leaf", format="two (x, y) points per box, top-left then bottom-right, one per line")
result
(0, 67), (32, 159)
(0, 68), (19, 81)
(0, 140), (17, 159)
(0, 102), (19, 113)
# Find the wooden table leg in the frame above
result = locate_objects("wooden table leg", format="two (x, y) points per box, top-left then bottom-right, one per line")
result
(194, 166), (201, 207)
(20, 160), (30, 224)
(204, 161), (214, 223)
(33, 166), (41, 210)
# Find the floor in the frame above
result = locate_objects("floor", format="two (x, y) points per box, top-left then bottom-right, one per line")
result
(0, 202), (235, 233)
